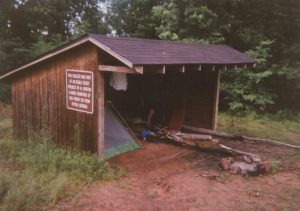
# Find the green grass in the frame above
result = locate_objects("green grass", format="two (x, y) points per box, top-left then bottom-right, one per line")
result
(0, 113), (122, 210)
(218, 112), (300, 145)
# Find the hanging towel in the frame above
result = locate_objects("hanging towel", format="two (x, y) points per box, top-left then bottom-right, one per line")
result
(109, 72), (128, 91)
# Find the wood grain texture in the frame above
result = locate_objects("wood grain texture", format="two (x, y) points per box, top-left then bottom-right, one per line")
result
(11, 43), (101, 153)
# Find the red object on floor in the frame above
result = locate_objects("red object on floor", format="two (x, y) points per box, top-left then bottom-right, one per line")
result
(168, 108), (186, 130)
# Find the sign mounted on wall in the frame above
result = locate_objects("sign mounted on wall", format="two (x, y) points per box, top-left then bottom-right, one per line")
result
(65, 69), (94, 114)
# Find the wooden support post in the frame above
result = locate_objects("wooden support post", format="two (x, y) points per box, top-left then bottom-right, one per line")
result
(212, 65), (215, 71)
(97, 72), (105, 159)
(162, 65), (166, 74)
(211, 69), (220, 130)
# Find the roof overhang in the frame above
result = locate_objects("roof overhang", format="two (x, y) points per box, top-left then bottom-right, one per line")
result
(0, 34), (256, 81)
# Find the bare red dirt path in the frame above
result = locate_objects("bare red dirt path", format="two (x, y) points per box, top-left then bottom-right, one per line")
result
(54, 140), (300, 211)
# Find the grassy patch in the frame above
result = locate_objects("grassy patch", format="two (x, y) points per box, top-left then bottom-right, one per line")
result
(0, 111), (122, 210)
(218, 112), (300, 145)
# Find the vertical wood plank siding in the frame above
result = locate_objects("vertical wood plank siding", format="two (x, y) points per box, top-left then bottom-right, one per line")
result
(11, 43), (101, 153)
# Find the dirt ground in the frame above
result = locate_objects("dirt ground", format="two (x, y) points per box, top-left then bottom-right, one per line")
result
(54, 138), (300, 211)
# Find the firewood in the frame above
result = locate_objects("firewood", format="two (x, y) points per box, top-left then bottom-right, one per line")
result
(183, 124), (300, 150)
(242, 136), (300, 149)
(177, 133), (212, 141)
(182, 125), (242, 140)
(219, 144), (259, 157)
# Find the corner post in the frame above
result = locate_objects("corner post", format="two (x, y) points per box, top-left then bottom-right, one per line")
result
(211, 69), (221, 130)
(96, 71), (105, 159)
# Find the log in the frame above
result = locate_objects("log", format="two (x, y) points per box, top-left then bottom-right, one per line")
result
(183, 124), (300, 150)
(182, 125), (242, 140)
(177, 133), (212, 141)
(157, 129), (260, 157)
(158, 130), (217, 148)
(219, 144), (259, 157)
(242, 136), (300, 149)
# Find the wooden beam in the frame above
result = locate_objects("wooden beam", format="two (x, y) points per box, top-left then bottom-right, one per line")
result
(133, 65), (144, 74)
(89, 37), (133, 68)
(99, 65), (137, 74)
(211, 69), (221, 130)
(97, 72), (105, 159)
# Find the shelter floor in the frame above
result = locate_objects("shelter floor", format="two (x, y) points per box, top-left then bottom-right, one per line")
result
(54, 139), (300, 210)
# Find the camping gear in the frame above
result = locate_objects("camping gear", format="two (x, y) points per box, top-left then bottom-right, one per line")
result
(104, 102), (141, 159)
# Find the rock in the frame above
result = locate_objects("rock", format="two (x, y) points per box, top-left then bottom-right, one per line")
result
(230, 166), (240, 175)
(259, 161), (271, 173)
(251, 156), (262, 163)
(211, 139), (219, 145)
(243, 155), (252, 163)
(230, 162), (258, 175)
(220, 157), (233, 170)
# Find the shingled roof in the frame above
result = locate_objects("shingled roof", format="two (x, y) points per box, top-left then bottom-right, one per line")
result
(0, 34), (255, 80)
(89, 34), (255, 65)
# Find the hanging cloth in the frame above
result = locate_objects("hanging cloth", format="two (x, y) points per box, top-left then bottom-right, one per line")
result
(109, 72), (128, 91)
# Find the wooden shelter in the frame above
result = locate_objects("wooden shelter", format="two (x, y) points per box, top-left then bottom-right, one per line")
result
(0, 34), (255, 158)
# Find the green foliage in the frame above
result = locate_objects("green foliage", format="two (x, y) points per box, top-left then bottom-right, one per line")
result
(0, 83), (10, 104)
(0, 137), (117, 182)
(0, 0), (300, 112)
(0, 0), (108, 74)
(218, 112), (300, 145)
(0, 171), (70, 210)
(0, 121), (122, 210)
(13, 35), (66, 63)
(221, 40), (276, 115)
(152, 0), (223, 43)
(107, 0), (161, 38)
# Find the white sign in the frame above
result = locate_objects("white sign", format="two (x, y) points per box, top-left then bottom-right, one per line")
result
(65, 69), (94, 114)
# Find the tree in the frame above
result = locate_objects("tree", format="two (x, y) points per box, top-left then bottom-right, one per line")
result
(221, 40), (275, 120)
(0, 0), (109, 74)
(152, 0), (224, 43)
(107, 0), (162, 38)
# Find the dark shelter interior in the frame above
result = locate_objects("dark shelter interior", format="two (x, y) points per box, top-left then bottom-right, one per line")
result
(104, 67), (218, 130)
(97, 41), (223, 132)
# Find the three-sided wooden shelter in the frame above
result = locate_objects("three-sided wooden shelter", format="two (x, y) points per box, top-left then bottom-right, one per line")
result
(0, 34), (255, 159)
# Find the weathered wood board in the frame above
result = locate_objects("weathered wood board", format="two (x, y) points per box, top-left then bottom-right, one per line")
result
(11, 43), (103, 153)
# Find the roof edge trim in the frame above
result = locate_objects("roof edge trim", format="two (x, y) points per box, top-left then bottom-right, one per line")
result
(0, 35), (134, 81)
(88, 37), (133, 68)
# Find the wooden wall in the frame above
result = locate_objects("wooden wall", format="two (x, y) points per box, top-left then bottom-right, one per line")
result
(183, 68), (219, 129)
(11, 43), (103, 153)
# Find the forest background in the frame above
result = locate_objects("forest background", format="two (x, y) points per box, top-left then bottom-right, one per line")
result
(0, 0), (299, 117)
